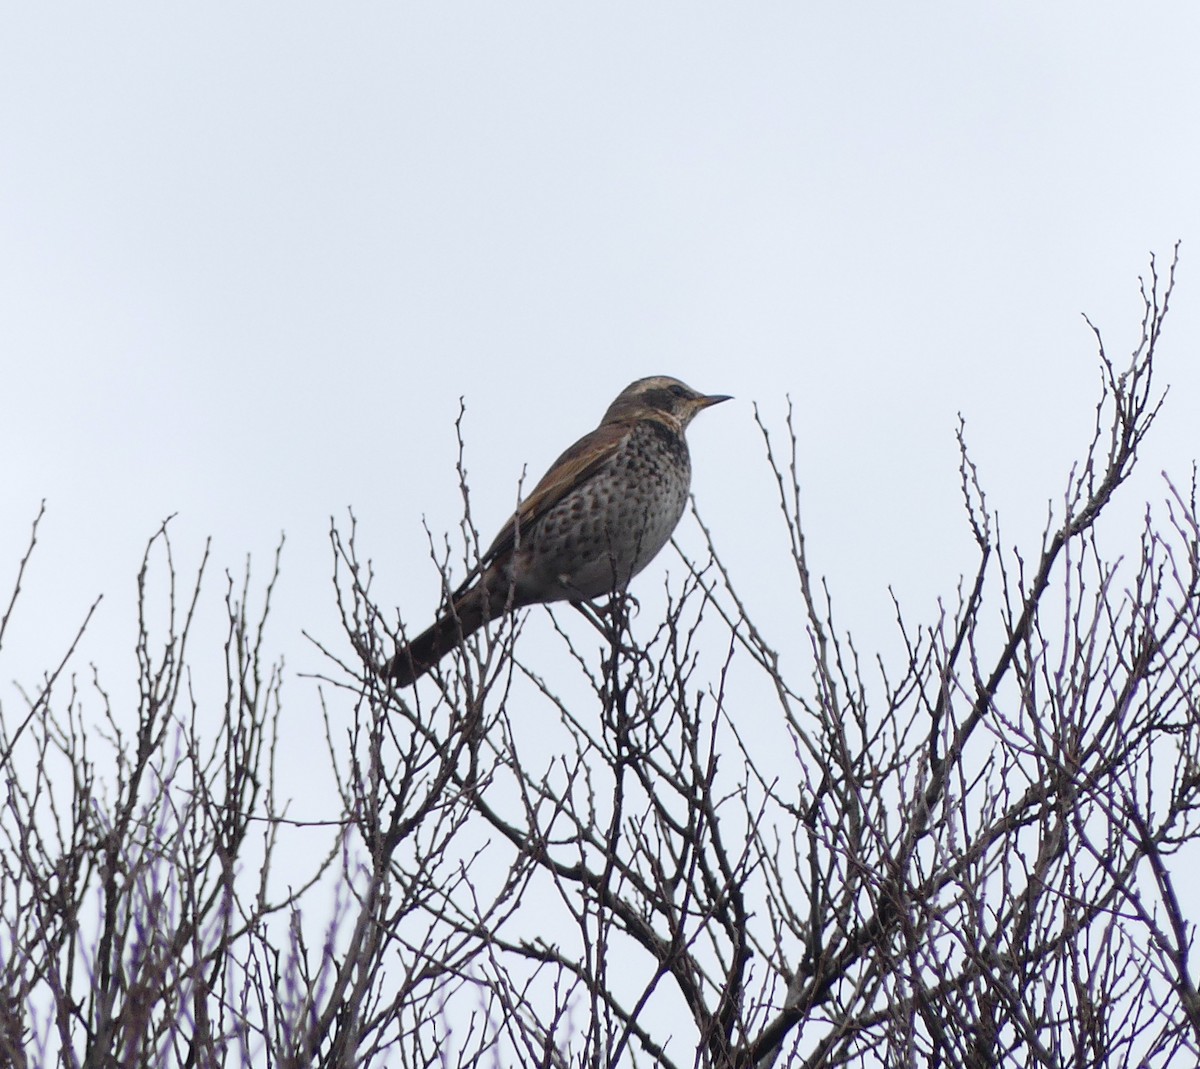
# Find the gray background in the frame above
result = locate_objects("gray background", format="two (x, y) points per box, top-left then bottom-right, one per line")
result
(2, 5), (1197, 819)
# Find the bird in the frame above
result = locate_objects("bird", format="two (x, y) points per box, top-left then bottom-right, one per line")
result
(388, 375), (731, 686)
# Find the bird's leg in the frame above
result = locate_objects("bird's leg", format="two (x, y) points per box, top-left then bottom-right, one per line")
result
(571, 595), (638, 648)
(606, 592), (630, 639)
(571, 599), (611, 637)
(601, 592), (641, 618)
(571, 593), (648, 674)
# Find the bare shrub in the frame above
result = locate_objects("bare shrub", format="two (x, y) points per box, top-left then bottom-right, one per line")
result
(2, 249), (1196, 1067)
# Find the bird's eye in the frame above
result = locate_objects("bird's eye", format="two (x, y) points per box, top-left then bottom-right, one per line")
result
(670, 384), (688, 399)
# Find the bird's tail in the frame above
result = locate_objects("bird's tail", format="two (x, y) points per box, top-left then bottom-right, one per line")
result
(387, 582), (505, 686)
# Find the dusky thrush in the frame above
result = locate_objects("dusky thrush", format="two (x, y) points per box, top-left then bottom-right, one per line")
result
(388, 375), (730, 686)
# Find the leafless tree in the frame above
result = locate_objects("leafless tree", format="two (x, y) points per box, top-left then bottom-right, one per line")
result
(2, 248), (1197, 1067)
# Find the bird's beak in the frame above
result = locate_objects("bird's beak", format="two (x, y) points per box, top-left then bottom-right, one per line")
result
(695, 393), (732, 411)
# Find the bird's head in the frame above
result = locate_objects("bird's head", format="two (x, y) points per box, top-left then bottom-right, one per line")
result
(602, 376), (732, 431)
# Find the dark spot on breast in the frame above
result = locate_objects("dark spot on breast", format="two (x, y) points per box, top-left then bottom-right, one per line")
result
(644, 419), (689, 464)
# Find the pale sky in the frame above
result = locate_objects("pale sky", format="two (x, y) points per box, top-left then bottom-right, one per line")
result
(3, 4), (1198, 814)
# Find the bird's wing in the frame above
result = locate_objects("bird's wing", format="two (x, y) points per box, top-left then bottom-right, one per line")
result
(476, 419), (635, 570)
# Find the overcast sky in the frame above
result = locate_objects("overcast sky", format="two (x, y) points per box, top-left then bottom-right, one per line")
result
(2, 5), (1198, 815)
